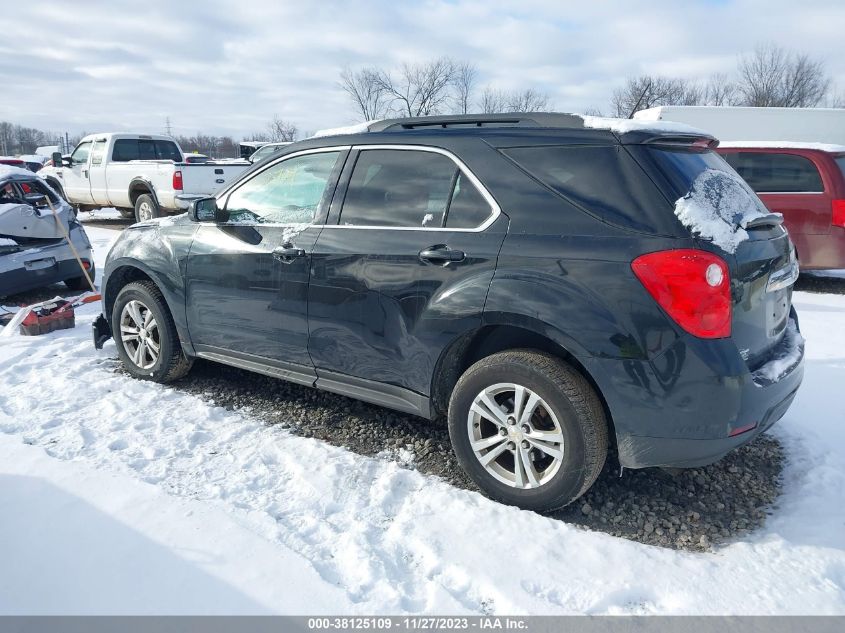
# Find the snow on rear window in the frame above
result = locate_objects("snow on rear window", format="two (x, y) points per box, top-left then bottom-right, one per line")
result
(673, 168), (772, 253)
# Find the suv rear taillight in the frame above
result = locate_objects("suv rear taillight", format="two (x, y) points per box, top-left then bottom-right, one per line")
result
(172, 170), (183, 191)
(833, 199), (845, 229)
(632, 249), (731, 339)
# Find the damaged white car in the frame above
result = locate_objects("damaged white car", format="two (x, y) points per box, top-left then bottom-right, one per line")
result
(0, 165), (94, 297)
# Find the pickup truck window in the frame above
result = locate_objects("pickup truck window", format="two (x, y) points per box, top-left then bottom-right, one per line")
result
(225, 151), (341, 224)
(112, 139), (183, 162)
(155, 140), (182, 162)
(91, 140), (106, 165)
(71, 141), (92, 165)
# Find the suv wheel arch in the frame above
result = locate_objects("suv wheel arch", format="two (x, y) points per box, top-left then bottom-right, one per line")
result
(431, 323), (618, 453)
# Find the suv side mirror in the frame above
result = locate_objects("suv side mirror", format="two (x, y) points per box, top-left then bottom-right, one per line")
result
(189, 197), (219, 222)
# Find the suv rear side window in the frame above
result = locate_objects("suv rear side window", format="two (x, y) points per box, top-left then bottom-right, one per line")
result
(501, 145), (671, 233)
(722, 152), (824, 193)
(340, 149), (491, 228)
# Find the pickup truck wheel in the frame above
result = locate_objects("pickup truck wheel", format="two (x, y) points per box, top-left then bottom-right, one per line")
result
(448, 349), (608, 513)
(134, 194), (160, 222)
(111, 281), (193, 382)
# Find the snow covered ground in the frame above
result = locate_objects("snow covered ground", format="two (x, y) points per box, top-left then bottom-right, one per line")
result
(1, 226), (844, 615)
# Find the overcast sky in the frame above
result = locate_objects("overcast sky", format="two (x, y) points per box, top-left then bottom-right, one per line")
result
(3, 0), (843, 139)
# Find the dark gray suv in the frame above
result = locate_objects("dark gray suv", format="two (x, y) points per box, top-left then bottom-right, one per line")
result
(93, 113), (803, 512)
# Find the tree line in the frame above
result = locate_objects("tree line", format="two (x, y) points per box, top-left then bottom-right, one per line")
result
(339, 43), (841, 122)
(2, 43), (839, 158)
(339, 57), (552, 120)
(608, 43), (841, 118)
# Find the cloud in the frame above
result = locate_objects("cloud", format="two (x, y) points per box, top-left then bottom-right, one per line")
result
(2, 0), (843, 139)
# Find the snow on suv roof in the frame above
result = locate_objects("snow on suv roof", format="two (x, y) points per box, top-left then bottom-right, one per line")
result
(313, 113), (709, 138)
(718, 141), (845, 153)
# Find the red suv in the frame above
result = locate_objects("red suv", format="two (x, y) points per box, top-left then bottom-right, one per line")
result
(718, 143), (845, 270)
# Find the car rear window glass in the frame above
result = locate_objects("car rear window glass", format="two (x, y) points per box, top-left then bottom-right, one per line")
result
(340, 150), (458, 228)
(501, 145), (674, 233)
(721, 152), (824, 193)
(836, 156), (845, 180)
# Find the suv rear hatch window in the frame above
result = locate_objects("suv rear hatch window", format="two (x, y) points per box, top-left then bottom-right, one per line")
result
(634, 146), (796, 369)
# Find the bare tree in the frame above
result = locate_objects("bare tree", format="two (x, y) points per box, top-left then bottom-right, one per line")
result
(736, 43), (830, 107)
(479, 86), (553, 113)
(703, 72), (738, 106)
(450, 62), (478, 114)
(374, 57), (457, 117)
(505, 88), (552, 112)
(479, 86), (508, 113)
(339, 67), (393, 121)
(266, 115), (298, 142)
(611, 75), (704, 118)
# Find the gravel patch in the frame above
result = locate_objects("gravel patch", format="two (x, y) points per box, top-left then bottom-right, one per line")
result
(174, 359), (784, 552)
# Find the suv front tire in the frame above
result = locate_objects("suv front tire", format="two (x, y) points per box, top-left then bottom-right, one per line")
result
(448, 349), (608, 512)
(112, 281), (193, 382)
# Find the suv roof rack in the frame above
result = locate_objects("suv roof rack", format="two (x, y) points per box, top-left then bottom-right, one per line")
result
(368, 113), (586, 132)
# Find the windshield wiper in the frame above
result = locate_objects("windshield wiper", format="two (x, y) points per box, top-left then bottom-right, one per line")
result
(743, 213), (784, 229)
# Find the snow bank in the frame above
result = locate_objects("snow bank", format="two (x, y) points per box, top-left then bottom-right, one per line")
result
(673, 168), (772, 253)
(579, 115), (707, 136)
(0, 434), (352, 615)
(2, 227), (845, 615)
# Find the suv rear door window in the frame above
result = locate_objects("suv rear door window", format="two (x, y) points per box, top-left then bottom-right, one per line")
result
(445, 172), (491, 229)
(340, 149), (457, 228)
(722, 152), (824, 193)
(340, 149), (492, 229)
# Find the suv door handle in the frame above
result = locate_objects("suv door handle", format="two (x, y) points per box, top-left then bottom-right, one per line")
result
(419, 246), (466, 264)
(272, 245), (306, 263)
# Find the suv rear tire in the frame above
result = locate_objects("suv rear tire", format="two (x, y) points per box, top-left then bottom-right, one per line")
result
(448, 349), (607, 512)
(112, 281), (193, 382)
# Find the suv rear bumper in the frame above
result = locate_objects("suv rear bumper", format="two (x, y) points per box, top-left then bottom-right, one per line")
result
(588, 312), (805, 469)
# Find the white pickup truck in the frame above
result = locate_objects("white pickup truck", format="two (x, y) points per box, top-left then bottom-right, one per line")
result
(39, 133), (251, 221)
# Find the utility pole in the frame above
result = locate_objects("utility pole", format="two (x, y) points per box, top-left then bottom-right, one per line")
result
(64, 132), (70, 154)
(165, 117), (173, 136)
